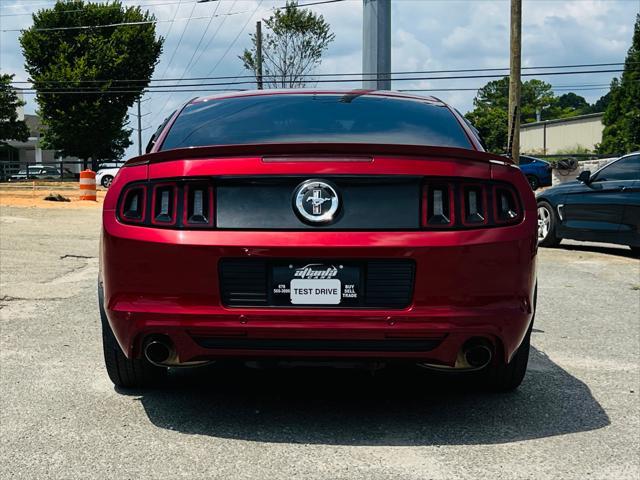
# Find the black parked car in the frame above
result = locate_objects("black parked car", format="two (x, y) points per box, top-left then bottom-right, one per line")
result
(536, 152), (640, 254)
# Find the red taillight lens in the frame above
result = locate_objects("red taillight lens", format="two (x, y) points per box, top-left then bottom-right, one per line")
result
(183, 184), (214, 227)
(118, 180), (215, 228)
(119, 185), (146, 223)
(494, 186), (521, 224)
(151, 183), (178, 225)
(422, 183), (454, 227)
(422, 179), (522, 229)
(461, 184), (488, 226)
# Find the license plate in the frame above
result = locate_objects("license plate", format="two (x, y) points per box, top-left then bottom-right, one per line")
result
(290, 279), (341, 305)
(271, 262), (361, 307)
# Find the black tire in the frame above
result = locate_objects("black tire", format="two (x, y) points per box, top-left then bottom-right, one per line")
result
(629, 246), (640, 257)
(485, 284), (536, 392)
(537, 200), (562, 247)
(526, 175), (540, 190)
(101, 175), (113, 188)
(99, 283), (166, 388)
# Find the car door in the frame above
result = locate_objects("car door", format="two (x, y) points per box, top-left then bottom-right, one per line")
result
(558, 154), (640, 245)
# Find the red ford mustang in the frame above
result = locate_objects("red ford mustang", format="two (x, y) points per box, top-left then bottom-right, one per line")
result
(99, 90), (537, 390)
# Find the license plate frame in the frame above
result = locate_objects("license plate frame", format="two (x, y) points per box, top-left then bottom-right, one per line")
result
(270, 262), (362, 307)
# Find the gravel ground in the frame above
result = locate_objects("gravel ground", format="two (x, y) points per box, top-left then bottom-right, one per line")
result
(1, 205), (638, 479)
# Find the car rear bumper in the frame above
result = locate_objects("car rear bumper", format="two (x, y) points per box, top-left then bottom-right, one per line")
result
(100, 215), (538, 367)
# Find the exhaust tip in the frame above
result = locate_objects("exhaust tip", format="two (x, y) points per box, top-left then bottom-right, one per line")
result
(463, 342), (493, 369)
(144, 339), (172, 364)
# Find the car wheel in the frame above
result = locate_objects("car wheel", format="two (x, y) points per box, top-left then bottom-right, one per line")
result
(99, 282), (166, 388)
(526, 175), (540, 190)
(537, 201), (561, 247)
(101, 175), (114, 188)
(485, 284), (536, 392)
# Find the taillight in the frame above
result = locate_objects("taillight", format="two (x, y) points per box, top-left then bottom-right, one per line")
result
(494, 186), (521, 224)
(183, 184), (214, 227)
(422, 179), (522, 229)
(461, 184), (487, 226)
(422, 183), (454, 227)
(118, 180), (215, 228)
(151, 183), (178, 225)
(119, 185), (146, 223)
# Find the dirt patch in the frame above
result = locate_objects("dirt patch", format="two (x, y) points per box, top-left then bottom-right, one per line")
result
(0, 188), (105, 208)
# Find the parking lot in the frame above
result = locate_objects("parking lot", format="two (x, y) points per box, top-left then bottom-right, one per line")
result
(0, 202), (638, 479)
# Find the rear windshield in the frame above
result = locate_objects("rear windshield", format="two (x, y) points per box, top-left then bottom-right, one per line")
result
(160, 94), (472, 151)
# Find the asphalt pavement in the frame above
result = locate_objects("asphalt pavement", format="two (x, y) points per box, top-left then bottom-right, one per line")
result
(1, 205), (638, 479)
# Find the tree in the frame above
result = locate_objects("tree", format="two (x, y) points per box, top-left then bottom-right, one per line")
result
(591, 91), (611, 113)
(599, 14), (640, 154)
(240, 1), (335, 88)
(0, 74), (30, 143)
(20, 1), (163, 169)
(465, 77), (555, 152)
(546, 92), (591, 119)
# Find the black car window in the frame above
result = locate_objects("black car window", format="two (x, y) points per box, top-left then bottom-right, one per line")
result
(594, 154), (640, 182)
(160, 94), (472, 150)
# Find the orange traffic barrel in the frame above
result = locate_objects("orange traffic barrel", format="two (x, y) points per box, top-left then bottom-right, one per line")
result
(79, 169), (97, 201)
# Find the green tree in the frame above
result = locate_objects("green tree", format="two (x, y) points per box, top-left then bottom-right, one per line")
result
(464, 77), (555, 153)
(590, 91), (611, 113)
(0, 74), (30, 143)
(599, 14), (640, 154)
(240, 1), (335, 88)
(546, 92), (591, 119)
(20, 0), (163, 169)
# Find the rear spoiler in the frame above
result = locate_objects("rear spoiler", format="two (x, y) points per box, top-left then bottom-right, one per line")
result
(124, 143), (513, 167)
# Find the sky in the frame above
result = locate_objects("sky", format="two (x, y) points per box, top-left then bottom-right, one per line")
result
(0, 0), (638, 159)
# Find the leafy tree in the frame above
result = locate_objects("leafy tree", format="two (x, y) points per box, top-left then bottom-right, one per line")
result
(591, 91), (611, 113)
(240, 1), (335, 88)
(20, 0), (163, 169)
(0, 74), (30, 143)
(599, 14), (640, 154)
(465, 77), (555, 152)
(546, 92), (591, 119)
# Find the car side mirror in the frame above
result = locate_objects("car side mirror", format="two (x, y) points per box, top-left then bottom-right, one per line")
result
(577, 170), (591, 184)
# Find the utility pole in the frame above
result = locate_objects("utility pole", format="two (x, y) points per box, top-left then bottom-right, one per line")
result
(256, 21), (263, 90)
(508, 0), (522, 164)
(362, 0), (391, 90)
(137, 98), (142, 156)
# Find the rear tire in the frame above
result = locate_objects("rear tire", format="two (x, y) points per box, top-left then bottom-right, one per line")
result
(99, 283), (166, 388)
(526, 175), (540, 190)
(485, 283), (536, 392)
(486, 328), (531, 392)
(537, 201), (561, 247)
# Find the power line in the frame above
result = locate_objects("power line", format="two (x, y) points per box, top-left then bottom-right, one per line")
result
(205, 0), (264, 77)
(17, 84), (615, 95)
(17, 68), (624, 92)
(10, 62), (626, 85)
(0, 0), (346, 17)
(146, 0), (240, 127)
(187, 0), (239, 74)
(0, 10), (249, 32)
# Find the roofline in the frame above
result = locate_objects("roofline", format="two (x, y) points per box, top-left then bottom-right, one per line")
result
(521, 112), (604, 129)
(189, 89), (444, 105)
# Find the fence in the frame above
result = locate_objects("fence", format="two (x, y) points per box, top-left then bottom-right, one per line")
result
(0, 160), (126, 182)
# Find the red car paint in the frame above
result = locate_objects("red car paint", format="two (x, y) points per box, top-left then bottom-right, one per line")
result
(100, 91), (537, 369)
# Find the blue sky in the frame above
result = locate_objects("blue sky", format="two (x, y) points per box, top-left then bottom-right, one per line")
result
(0, 0), (637, 159)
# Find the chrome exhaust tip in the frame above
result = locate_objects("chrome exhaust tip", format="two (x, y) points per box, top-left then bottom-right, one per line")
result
(463, 342), (493, 369)
(144, 338), (175, 365)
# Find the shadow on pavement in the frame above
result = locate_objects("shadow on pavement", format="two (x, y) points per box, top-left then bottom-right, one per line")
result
(552, 242), (637, 259)
(122, 346), (609, 446)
